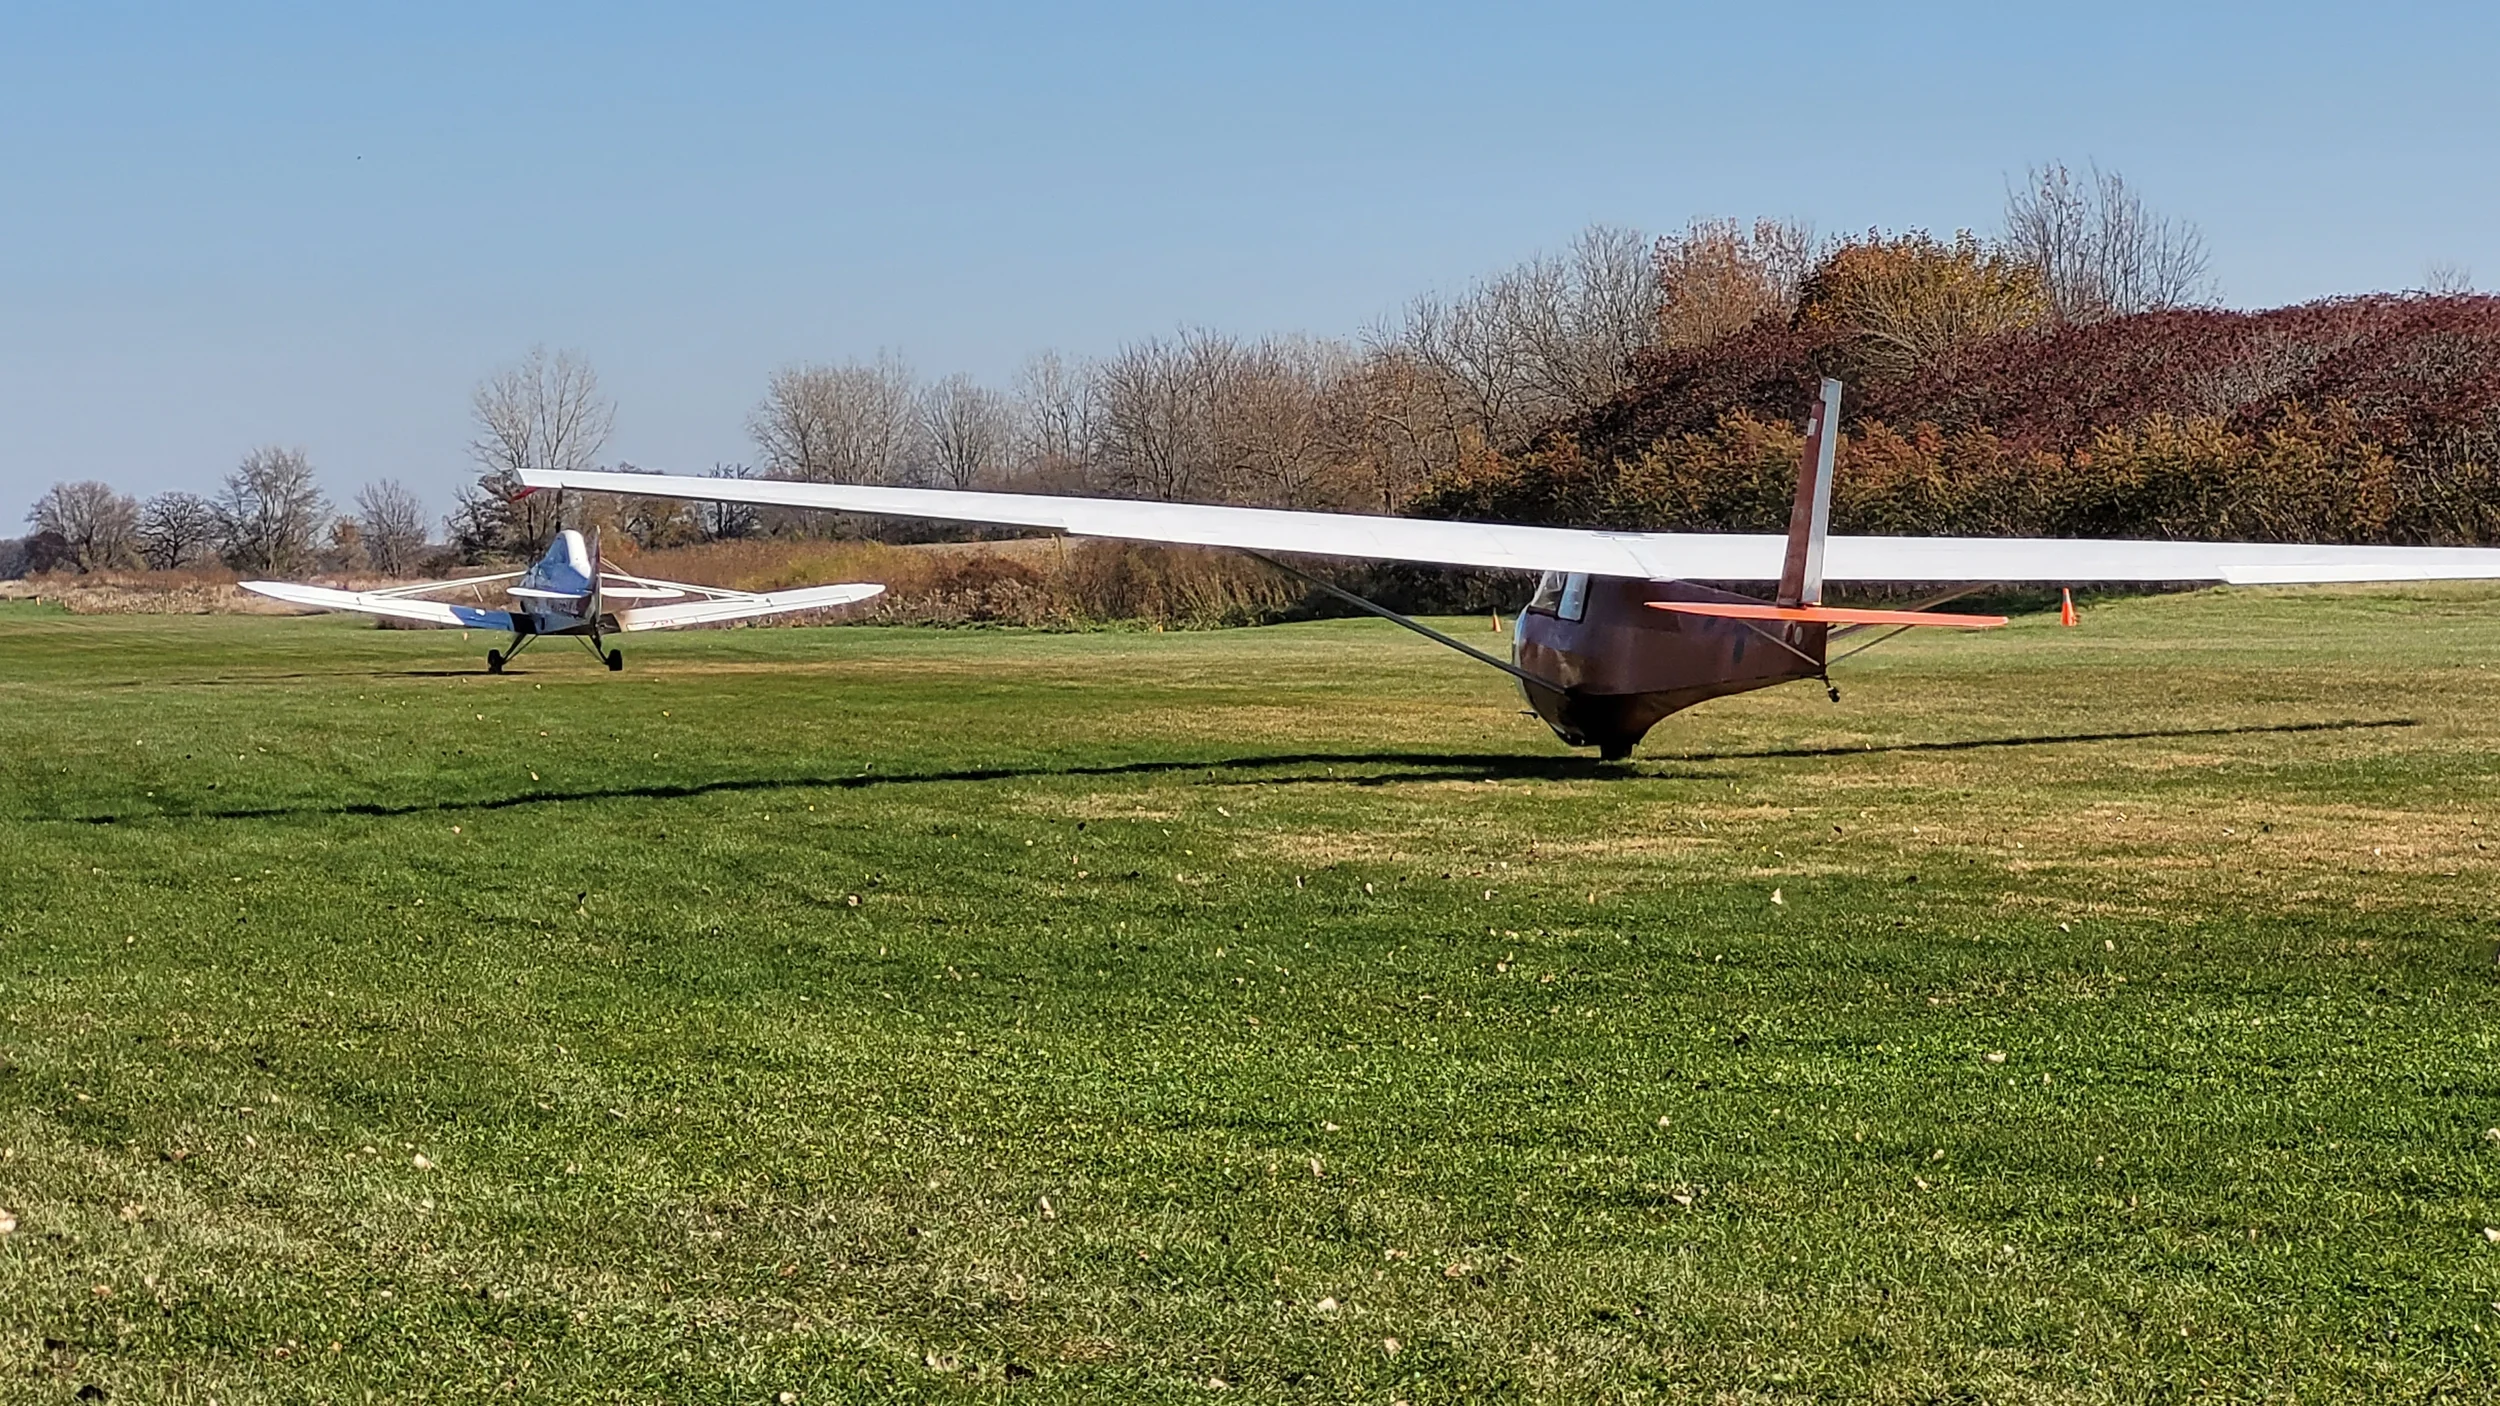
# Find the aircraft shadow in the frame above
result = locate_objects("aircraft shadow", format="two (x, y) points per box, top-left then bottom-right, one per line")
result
(53, 718), (2412, 826)
(62, 751), (1650, 825)
(1668, 716), (2416, 762)
(106, 668), (495, 687)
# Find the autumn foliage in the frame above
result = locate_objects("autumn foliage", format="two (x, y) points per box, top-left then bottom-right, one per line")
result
(1417, 294), (2500, 547)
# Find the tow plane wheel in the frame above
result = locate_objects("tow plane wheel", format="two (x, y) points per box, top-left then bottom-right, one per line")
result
(486, 649), (505, 675)
(605, 648), (624, 672)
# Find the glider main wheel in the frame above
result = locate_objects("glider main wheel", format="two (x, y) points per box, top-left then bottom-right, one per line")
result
(486, 649), (505, 675)
(1597, 739), (1634, 762)
(604, 648), (624, 672)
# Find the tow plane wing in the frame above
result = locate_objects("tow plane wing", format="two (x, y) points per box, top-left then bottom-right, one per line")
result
(239, 580), (520, 632)
(242, 531), (884, 672)
(608, 581), (886, 632)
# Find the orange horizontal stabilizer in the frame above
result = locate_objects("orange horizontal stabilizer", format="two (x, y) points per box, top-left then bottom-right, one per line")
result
(1646, 601), (2007, 629)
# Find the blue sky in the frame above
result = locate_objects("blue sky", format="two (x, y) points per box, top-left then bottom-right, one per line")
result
(5, 1), (2495, 524)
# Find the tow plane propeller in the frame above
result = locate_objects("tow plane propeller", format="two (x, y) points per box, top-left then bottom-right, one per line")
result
(521, 378), (2500, 757)
(242, 529), (884, 673)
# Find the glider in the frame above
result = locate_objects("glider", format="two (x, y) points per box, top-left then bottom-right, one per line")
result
(243, 529), (883, 672)
(521, 380), (2500, 756)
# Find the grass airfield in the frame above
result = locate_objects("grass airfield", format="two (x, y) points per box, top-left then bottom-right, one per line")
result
(3, 588), (2499, 1403)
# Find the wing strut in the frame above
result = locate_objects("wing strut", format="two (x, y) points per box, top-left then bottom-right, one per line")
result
(1246, 553), (1566, 693)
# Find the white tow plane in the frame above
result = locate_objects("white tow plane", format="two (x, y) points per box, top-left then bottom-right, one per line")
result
(242, 528), (884, 672)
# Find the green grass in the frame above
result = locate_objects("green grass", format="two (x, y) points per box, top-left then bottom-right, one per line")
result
(4, 590), (2500, 1403)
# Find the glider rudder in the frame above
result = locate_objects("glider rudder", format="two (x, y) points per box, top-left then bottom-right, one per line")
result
(1776, 377), (1842, 609)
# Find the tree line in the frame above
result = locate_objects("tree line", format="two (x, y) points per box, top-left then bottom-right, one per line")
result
(450, 223), (1665, 561)
(20, 454), (429, 577)
(18, 162), (2241, 578)
(453, 162), (2221, 560)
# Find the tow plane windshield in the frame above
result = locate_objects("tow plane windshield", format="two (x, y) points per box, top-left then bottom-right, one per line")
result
(242, 530), (884, 673)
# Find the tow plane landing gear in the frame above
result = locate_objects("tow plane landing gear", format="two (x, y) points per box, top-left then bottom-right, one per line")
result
(486, 631), (540, 675)
(576, 633), (625, 671)
(483, 633), (622, 673)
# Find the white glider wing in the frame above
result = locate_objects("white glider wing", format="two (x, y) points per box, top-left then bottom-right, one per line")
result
(609, 582), (885, 632)
(241, 580), (519, 631)
(522, 469), (2500, 586)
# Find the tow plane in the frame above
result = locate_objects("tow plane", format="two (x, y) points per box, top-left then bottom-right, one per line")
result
(522, 380), (2500, 756)
(243, 529), (884, 672)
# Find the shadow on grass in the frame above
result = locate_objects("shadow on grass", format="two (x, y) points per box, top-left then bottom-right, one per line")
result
(60, 752), (1635, 825)
(49, 718), (2415, 826)
(1671, 716), (2415, 762)
(104, 668), (502, 686)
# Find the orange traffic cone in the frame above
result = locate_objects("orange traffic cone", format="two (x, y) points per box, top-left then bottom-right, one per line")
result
(2059, 588), (2078, 627)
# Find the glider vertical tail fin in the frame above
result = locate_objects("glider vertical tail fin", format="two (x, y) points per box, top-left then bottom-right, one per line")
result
(1777, 377), (1843, 609)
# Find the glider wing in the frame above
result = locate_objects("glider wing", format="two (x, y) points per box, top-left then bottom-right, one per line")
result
(519, 469), (2500, 587)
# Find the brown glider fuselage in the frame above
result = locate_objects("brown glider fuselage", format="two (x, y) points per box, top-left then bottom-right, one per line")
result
(1512, 575), (1828, 759)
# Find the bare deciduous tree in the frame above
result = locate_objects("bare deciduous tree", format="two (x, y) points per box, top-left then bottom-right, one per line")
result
(216, 447), (329, 575)
(1209, 336), (1346, 508)
(698, 463), (760, 540)
(748, 353), (918, 485)
(918, 374), (1014, 490)
(2423, 261), (2475, 295)
(137, 491), (220, 570)
(1095, 330), (1238, 501)
(1012, 350), (1099, 490)
(452, 347), (613, 559)
(1371, 223), (1661, 476)
(354, 479), (429, 575)
(1538, 223), (1663, 408)
(1324, 347), (1474, 512)
(2003, 163), (2213, 323)
(27, 480), (139, 572)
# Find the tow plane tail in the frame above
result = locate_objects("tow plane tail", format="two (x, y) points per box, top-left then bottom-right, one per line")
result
(586, 527), (605, 628)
